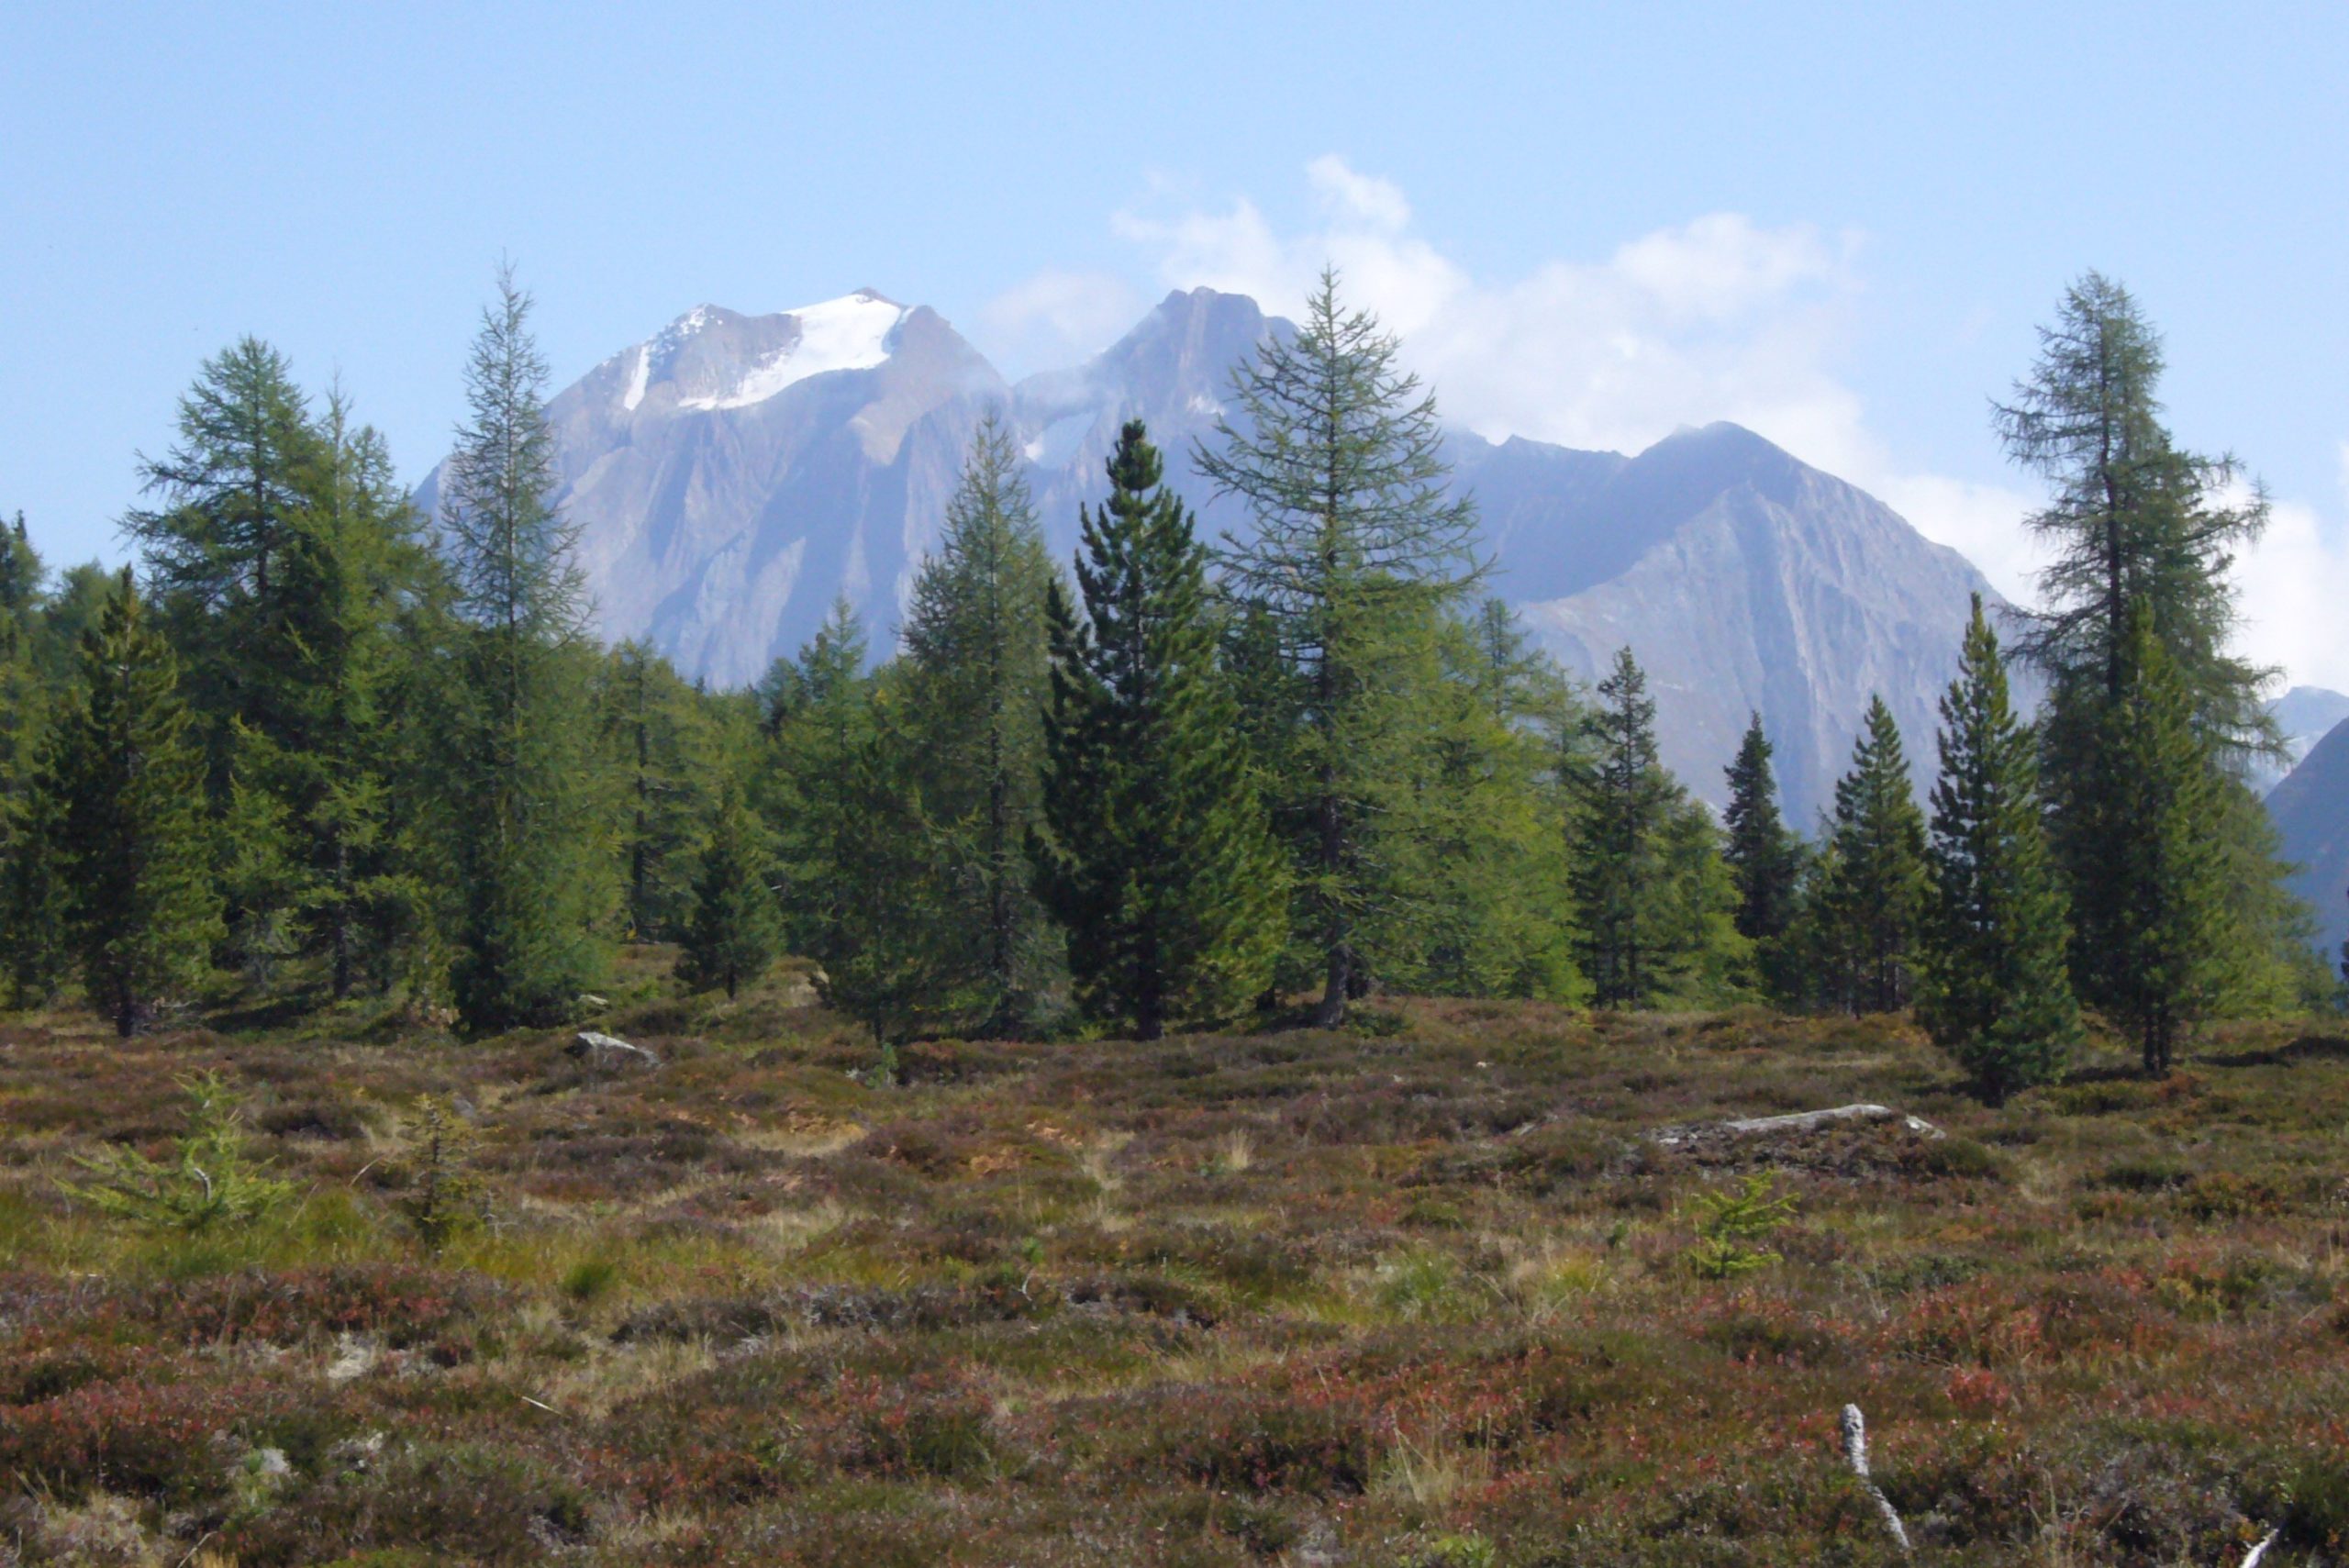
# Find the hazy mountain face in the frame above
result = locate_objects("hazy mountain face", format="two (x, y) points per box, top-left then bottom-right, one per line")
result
(2252, 685), (2349, 796)
(2266, 714), (2349, 960)
(443, 285), (2005, 823)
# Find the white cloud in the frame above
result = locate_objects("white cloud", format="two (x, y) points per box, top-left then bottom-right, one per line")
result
(2228, 487), (2349, 694)
(990, 159), (2344, 690)
(1306, 153), (1412, 232)
(974, 268), (1141, 376)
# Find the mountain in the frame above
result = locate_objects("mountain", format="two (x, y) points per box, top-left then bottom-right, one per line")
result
(2253, 685), (2349, 796)
(418, 290), (1005, 689)
(427, 285), (2002, 822)
(2266, 714), (2349, 960)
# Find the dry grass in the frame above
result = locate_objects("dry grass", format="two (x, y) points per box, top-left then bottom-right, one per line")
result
(1, 978), (2345, 1563)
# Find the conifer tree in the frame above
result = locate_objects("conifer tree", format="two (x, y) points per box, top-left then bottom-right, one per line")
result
(56, 573), (221, 1034)
(2, 725), (72, 1008)
(253, 395), (425, 996)
(900, 416), (1062, 1031)
(2070, 605), (2229, 1075)
(1814, 696), (1929, 1014)
(597, 640), (715, 941)
(1197, 269), (1483, 1025)
(1917, 597), (2080, 1101)
(438, 265), (609, 1030)
(1571, 649), (1672, 1006)
(1996, 273), (2298, 1007)
(122, 338), (326, 783)
(678, 774), (781, 999)
(1035, 421), (1285, 1040)
(1721, 713), (1802, 996)
(1364, 600), (1580, 1000)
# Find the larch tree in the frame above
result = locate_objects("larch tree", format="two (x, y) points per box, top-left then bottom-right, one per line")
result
(1197, 268), (1483, 1026)
(438, 264), (610, 1031)
(900, 415), (1063, 1033)
(1917, 597), (2080, 1102)
(56, 573), (222, 1034)
(1034, 420), (1286, 1040)
(1994, 272), (2297, 1008)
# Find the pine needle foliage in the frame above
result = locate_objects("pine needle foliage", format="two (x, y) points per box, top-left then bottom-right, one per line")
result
(901, 416), (1063, 1031)
(2070, 605), (2231, 1076)
(1035, 420), (1286, 1040)
(678, 773), (781, 1000)
(1812, 696), (1929, 1015)
(1918, 597), (2080, 1102)
(56, 572), (222, 1035)
(1722, 712), (1804, 999)
(1197, 269), (1483, 1025)
(439, 265), (609, 1031)
(63, 1072), (294, 1232)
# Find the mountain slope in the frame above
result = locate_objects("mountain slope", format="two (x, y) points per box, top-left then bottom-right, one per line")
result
(2253, 685), (2349, 796)
(2266, 714), (2349, 960)
(440, 284), (2006, 822)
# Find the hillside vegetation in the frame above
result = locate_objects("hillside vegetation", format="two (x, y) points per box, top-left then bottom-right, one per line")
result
(2, 970), (2343, 1565)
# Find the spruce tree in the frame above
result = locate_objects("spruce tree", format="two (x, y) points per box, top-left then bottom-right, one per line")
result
(2071, 606), (2229, 1075)
(1917, 597), (2080, 1102)
(2, 724), (72, 1008)
(1034, 420), (1286, 1040)
(900, 416), (1062, 1032)
(1571, 649), (1672, 1006)
(678, 774), (780, 999)
(438, 265), (609, 1030)
(1721, 712), (1802, 997)
(1815, 696), (1929, 1014)
(1197, 269), (1483, 1025)
(56, 573), (222, 1034)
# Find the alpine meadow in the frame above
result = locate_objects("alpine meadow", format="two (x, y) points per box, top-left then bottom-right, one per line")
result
(6, 15), (2349, 1562)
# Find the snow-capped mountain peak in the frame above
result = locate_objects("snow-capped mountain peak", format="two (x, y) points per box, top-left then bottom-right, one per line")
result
(674, 290), (908, 412)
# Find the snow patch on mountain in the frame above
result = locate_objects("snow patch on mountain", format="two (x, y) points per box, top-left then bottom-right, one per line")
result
(677, 291), (908, 412)
(621, 344), (651, 412)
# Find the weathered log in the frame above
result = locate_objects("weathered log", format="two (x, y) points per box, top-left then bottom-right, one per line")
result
(568, 1031), (661, 1069)
(1652, 1103), (1941, 1146)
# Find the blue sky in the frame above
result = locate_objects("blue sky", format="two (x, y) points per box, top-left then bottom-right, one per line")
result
(6, 2), (2346, 681)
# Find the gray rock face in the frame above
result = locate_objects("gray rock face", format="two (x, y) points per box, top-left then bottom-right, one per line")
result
(1497, 423), (2001, 822)
(446, 285), (2005, 825)
(2265, 715), (2349, 958)
(2254, 685), (2349, 796)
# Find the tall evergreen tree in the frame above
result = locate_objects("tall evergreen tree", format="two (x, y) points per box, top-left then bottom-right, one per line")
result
(121, 338), (326, 784)
(678, 773), (781, 1000)
(1034, 421), (1286, 1040)
(2070, 606), (2229, 1075)
(1721, 712), (1802, 996)
(438, 265), (609, 1030)
(56, 573), (221, 1034)
(1564, 649), (1744, 1008)
(252, 394), (426, 996)
(596, 640), (715, 942)
(1814, 697), (1929, 1014)
(1571, 649), (1672, 1007)
(1197, 269), (1483, 1025)
(1917, 597), (2080, 1102)
(900, 416), (1063, 1031)
(1995, 273), (2298, 1010)
(1366, 599), (1580, 1001)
